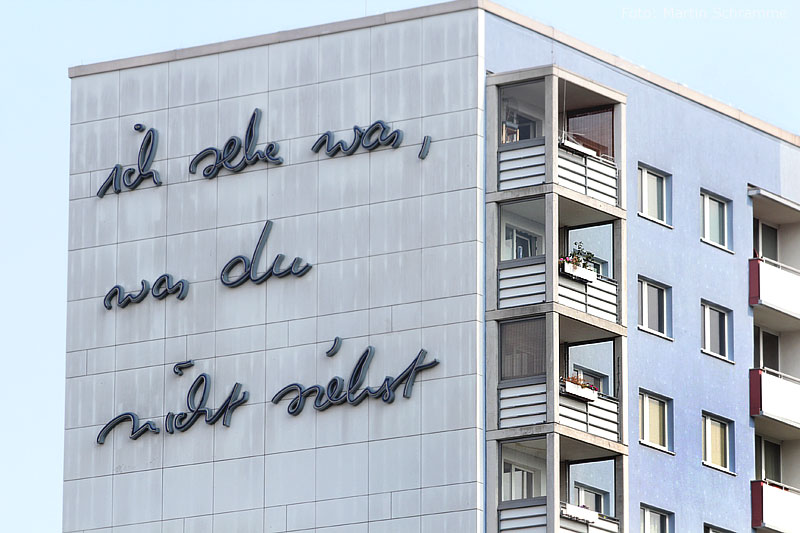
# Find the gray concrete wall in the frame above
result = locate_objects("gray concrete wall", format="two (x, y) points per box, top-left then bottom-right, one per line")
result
(64, 9), (486, 532)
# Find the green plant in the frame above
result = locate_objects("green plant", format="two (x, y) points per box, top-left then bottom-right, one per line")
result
(558, 241), (595, 269)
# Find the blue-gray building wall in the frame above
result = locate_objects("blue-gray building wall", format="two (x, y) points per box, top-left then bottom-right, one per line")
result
(485, 11), (800, 532)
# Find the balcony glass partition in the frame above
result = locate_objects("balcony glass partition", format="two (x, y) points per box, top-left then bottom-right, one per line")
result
(567, 340), (614, 396)
(499, 81), (545, 146)
(500, 199), (545, 262)
(566, 223), (614, 279)
(501, 439), (547, 503)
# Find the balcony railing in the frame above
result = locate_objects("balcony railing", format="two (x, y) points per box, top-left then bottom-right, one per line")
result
(498, 380), (546, 429)
(559, 390), (620, 442)
(498, 138), (546, 190)
(560, 502), (620, 533)
(749, 257), (800, 323)
(752, 479), (800, 532)
(750, 368), (800, 430)
(499, 500), (546, 532)
(558, 273), (618, 323)
(557, 144), (618, 206)
(498, 258), (546, 309)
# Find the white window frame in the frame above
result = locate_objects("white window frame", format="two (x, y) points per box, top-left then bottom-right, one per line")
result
(754, 219), (779, 261)
(701, 192), (729, 249)
(574, 365), (607, 395)
(701, 302), (729, 359)
(639, 391), (670, 451)
(755, 434), (782, 483)
(639, 278), (668, 336)
(754, 326), (780, 371)
(574, 483), (606, 514)
(704, 526), (731, 533)
(502, 460), (537, 502)
(639, 166), (668, 224)
(640, 506), (669, 533)
(702, 414), (731, 471)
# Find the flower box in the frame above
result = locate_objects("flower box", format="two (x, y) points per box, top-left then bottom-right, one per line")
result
(563, 380), (598, 402)
(562, 503), (599, 523)
(562, 262), (597, 283)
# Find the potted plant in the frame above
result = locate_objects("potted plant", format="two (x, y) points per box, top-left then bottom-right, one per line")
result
(559, 241), (597, 283)
(561, 375), (599, 402)
(562, 502), (599, 523)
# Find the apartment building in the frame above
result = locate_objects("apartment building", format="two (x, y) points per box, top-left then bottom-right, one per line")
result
(64, 1), (800, 532)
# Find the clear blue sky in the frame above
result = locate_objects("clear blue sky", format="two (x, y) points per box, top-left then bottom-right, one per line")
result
(0, 1), (795, 530)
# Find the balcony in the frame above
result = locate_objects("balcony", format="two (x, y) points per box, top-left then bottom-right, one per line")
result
(498, 258), (546, 309)
(559, 383), (620, 442)
(498, 138), (546, 190)
(558, 274), (618, 323)
(498, 380), (546, 429)
(752, 480), (800, 532)
(499, 499), (546, 532)
(749, 258), (800, 331)
(557, 144), (618, 207)
(560, 502), (620, 533)
(750, 368), (800, 439)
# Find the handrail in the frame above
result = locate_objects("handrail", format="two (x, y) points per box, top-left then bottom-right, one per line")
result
(760, 366), (800, 387)
(757, 256), (800, 277)
(757, 478), (800, 496)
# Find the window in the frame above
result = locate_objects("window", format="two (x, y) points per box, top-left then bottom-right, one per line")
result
(754, 326), (780, 371)
(500, 317), (546, 381)
(501, 439), (547, 503)
(705, 526), (731, 533)
(753, 218), (778, 260)
(500, 199), (545, 262)
(638, 278), (668, 335)
(639, 166), (669, 224)
(755, 435), (782, 482)
(500, 81), (545, 145)
(702, 414), (731, 470)
(701, 302), (729, 359)
(574, 483), (606, 514)
(574, 366), (605, 394)
(640, 506), (669, 533)
(702, 192), (729, 248)
(639, 391), (669, 449)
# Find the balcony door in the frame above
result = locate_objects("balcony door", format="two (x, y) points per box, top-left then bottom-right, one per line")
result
(754, 326), (780, 372)
(753, 218), (778, 261)
(756, 435), (782, 483)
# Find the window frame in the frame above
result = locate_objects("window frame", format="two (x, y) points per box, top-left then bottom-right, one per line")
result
(573, 482), (606, 515)
(754, 326), (780, 371)
(753, 218), (779, 261)
(638, 165), (669, 225)
(701, 301), (730, 360)
(701, 191), (730, 249)
(638, 278), (669, 337)
(702, 413), (732, 472)
(639, 390), (671, 452)
(640, 505), (670, 533)
(755, 434), (782, 483)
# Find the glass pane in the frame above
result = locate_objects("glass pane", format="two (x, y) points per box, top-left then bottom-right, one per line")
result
(756, 436), (763, 480)
(655, 513), (667, 533)
(708, 308), (725, 356)
(500, 81), (545, 145)
(640, 508), (645, 533)
(709, 198), (725, 245)
(648, 397), (666, 447)
(568, 224), (614, 278)
(500, 199), (545, 262)
(565, 106), (614, 157)
(647, 284), (665, 333)
(754, 327), (761, 368)
(763, 332), (780, 371)
(639, 394), (644, 440)
(638, 281), (644, 327)
(753, 218), (760, 258)
(501, 440), (547, 501)
(710, 419), (727, 468)
(569, 341), (614, 395)
(762, 224), (778, 261)
(500, 318), (546, 380)
(764, 440), (781, 482)
(646, 173), (664, 220)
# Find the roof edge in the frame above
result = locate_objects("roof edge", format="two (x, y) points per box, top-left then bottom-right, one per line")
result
(67, 0), (800, 148)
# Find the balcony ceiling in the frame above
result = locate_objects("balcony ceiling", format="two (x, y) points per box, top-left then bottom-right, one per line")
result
(750, 187), (800, 225)
(754, 415), (800, 441)
(560, 435), (620, 461)
(753, 305), (800, 333)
